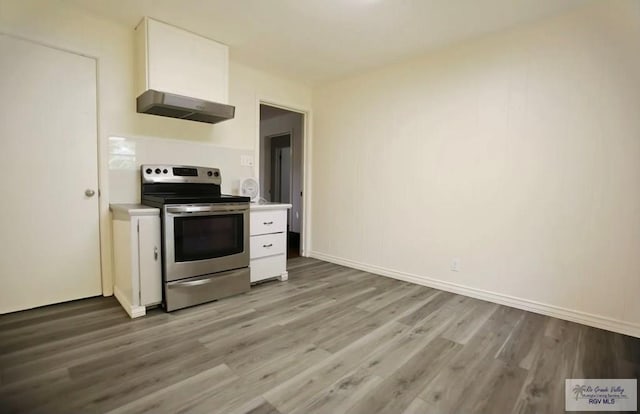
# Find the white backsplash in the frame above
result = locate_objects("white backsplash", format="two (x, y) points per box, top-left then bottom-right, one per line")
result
(107, 135), (255, 203)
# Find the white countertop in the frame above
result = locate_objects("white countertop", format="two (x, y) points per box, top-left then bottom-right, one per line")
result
(250, 202), (292, 211)
(110, 203), (160, 220)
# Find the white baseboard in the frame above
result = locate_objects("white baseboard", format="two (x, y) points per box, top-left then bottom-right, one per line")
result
(113, 285), (146, 319)
(310, 251), (640, 338)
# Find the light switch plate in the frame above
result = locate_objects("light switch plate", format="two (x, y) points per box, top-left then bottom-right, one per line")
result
(241, 155), (254, 167)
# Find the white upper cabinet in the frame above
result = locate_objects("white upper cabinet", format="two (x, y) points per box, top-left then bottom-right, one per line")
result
(135, 17), (229, 103)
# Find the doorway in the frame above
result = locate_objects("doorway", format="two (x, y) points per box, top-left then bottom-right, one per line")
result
(259, 104), (304, 259)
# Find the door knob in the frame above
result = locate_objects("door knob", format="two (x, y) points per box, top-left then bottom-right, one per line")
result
(85, 189), (96, 197)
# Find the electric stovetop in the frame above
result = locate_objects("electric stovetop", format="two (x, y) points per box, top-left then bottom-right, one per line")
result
(141, 194), (250, 208)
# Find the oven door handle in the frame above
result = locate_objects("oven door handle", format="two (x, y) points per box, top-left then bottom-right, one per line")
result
(168, 277), (217, 288)
(166, 205), (247, 214)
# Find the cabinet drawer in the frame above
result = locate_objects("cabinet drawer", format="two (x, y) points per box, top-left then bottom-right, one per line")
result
(250, 210), (286, 236)
(250, 254), (286, 283)
(250, 233), (286, 259)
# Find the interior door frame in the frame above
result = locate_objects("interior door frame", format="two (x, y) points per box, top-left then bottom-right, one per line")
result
(1, 31), (107, 296)
(256, 99), (312, 257)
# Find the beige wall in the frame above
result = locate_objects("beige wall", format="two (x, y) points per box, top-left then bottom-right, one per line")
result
(312, 0), (640, 336)
(0, 0), (312, 295)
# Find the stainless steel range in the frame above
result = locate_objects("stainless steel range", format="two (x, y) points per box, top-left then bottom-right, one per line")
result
(141, 165), (250, 311)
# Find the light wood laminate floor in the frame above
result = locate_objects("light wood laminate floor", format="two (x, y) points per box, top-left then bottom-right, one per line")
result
(1, 258), (638, 413)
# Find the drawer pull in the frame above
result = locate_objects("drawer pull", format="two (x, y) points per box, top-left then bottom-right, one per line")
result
(263, 243), (273, 248)
(263, 221), (274, 225)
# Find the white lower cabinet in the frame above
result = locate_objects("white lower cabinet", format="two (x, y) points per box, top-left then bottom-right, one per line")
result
(110, 204), (162, 318)
(249, 204), (291, 283)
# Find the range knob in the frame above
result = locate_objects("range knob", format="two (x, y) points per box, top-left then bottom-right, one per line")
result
(163, 169), (168, 174)
(213, 171), (220, 177)
(207, 171), (213, 177)
(155, 168), (161, 174)
(145, 168), (152, 174)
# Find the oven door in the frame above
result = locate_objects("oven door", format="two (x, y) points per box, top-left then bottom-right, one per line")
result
(163, 203), (249, 282)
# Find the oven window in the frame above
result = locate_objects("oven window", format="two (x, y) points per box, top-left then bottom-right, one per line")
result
(174, 214), (244, 262)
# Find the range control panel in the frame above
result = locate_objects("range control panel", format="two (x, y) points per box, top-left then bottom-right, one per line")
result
(141, 165), (221, 184)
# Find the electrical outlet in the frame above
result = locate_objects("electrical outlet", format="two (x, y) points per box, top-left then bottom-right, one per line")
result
(240, 155), (254, 167)
(451, 258), (461, 272)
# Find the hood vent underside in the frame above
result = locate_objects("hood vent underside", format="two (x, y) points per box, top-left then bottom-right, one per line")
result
(136, 89), (235, 124)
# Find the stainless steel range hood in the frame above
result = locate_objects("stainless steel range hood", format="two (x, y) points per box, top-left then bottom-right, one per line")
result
(136, 89), (235, 124)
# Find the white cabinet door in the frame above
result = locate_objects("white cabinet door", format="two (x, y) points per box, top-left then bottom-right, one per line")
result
(138, 216), (162, 306)
(0, 35), (101, 313)
(144, 18), (229, 103)
(250, 255), (287, 283)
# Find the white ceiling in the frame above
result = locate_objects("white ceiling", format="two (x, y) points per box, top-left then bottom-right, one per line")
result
(65, 0), (591, 84)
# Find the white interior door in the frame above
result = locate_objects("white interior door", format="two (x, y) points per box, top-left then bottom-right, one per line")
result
(0, 35), (102, 313)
